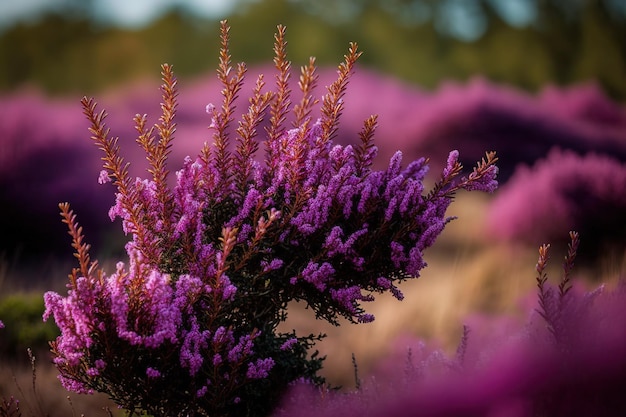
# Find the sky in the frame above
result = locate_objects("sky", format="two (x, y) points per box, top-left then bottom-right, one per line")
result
(0, 0), (239, 29)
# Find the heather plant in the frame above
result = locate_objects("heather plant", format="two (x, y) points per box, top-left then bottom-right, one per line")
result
(486, 149), (626, 253)
(43, 21), (498, 417)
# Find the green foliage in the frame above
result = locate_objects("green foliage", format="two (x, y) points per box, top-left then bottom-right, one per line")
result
(0, 293), (59, 357)
(1, 0), (625, 98)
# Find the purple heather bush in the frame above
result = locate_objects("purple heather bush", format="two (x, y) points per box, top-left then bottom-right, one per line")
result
(42, 21), (498, 417)
(486, 149), (626, 252)
(275, 233), (626, 417)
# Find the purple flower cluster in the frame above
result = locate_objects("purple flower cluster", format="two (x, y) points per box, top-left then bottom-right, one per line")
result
(43, 248), (271, 393)
(136, 114), (496, 325)
(43, 21), (497, 417)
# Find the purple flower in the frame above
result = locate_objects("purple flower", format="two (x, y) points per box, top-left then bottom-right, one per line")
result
(146, 367), (161, 379)
(180, 318), (210, 376)
(300, 261), (335, 292)
(329, 286), (375, 323)
(220, 276), (237, 301)
(97, 169), (111, 184)
(443, 149), (459, 177)
(246, 357), (275, 379)
(376, 277), (404, 301)
(261, 258), (284, 272)
(227, 334), (256, 363)
(205, 103), (217, 129)
(280, 338), (298, 351)
(212, 353), (223, 366)
(196, 385), (209, 398)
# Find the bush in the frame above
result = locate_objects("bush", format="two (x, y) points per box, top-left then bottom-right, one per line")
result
(486, 149), (626, 255)
(43, 21), (497, 417)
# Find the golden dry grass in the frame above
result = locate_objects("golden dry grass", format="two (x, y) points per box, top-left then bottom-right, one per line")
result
(0, 351), (120, 417)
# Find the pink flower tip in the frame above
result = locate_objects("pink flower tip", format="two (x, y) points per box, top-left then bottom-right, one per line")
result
(97, 169), (111, 184)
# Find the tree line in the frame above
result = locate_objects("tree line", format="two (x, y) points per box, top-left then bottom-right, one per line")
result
(0, 0), (624, 98)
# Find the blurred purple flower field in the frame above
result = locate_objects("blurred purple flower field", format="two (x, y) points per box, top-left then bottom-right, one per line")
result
(2, 66), (626, 264)
(1, 56), (626, 416)
(487, 150), (626, 250)
(275, 278), (626, 417)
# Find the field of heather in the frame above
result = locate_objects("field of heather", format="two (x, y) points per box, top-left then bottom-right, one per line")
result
(1, 191), (624, 416)
(1, 56), (625, 415)
(1, 3), (626, 413)
(2, 65), (625, 265)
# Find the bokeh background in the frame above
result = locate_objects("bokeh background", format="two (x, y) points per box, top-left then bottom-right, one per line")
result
(1, 1), (625, 414)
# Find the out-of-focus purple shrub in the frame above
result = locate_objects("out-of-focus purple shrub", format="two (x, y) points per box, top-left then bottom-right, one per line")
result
(405, 78), (626, 180)
(275, 236), (626, 417)
(539, 82), (626, 130)
(0, 92), (121, 260)
(486, 149), (626, 252)
(3, 66), (626, 264)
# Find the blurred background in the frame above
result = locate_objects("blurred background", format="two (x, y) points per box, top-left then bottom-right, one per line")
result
(1, 0), (625, 262)
(1, 1), (625, 413)
(1, 0), (625, 95)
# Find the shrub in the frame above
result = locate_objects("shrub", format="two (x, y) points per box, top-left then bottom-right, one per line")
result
(408, 79), (626, 181)
(43, 21), (497, 417)
(486, 149), (626, 254)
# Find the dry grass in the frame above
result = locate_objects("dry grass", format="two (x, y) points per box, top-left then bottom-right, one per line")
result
(0, 351), (120, 417)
